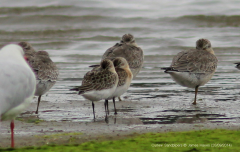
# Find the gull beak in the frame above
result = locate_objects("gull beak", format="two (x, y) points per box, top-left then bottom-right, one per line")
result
(24, 55), (28, 61)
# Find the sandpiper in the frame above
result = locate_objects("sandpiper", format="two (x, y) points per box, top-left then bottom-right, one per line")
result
(0, 44), (36, 148)
(27, 51), (59, 114)
(19, 42), (59, 114)
(101, 34), (144, 101)
(104, 57), (133, 114)
(18, 41), (36, 57)
(71, 59), (119, 119)
(161, 38), (218, 105)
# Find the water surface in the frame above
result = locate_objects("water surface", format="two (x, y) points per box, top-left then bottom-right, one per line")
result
(0, 0), (240, 131)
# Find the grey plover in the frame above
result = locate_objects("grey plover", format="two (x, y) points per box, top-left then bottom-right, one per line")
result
(102, 34), (144, 78)
(0, 44), (36, 148)
(71, 59), (119, 119)
(101, 34), (144, 101)
(161, 39), (218, 105)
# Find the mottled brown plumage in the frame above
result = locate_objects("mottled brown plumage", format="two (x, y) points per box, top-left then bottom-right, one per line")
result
(169, 39), (217, 73)
(18, 42), (36, 58)
(18, 42), (59, 114)
(115, 68), (128, 87)
(80, 70), (118, 93)
(102, 34), (144, 78)
(113, 57), (131, 87)
(29, 51), (59, 82)
(105, 57), (133, 114)
(29, 51), (59, 114)
(71, 59), (118, 119)
(161, 38), (218, 105)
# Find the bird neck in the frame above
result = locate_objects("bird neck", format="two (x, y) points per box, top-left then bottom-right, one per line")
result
(206, 48), (215, 55)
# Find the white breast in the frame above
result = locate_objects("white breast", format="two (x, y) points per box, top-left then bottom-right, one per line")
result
(169, 72), (214, 88)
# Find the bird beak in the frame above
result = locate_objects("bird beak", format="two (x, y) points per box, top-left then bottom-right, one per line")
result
(24, 55), (28, 61)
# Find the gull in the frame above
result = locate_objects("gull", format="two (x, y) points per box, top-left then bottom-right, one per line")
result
(161, 39), (218, 105)
(0, 44), (36, 148)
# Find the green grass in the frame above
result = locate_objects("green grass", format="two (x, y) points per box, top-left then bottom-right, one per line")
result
(37, 132), (83, 139)
(0, 129), (239, 152)
(15, 117), (44, 124)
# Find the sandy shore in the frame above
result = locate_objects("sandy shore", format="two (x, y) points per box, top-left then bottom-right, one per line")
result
(1, 95), (240, 148)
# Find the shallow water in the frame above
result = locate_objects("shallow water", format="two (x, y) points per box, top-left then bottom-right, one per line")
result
(1, 0), (240, 139)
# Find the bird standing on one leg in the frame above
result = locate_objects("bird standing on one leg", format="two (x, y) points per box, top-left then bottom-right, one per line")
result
(0, 44), (36, 148)
(28, 51), (59, 114)
(161, 39), (218, 104)
(18, 42), (59, 114)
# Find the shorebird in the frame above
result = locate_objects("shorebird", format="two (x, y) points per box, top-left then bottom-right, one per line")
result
(0, 44), (36, 148)
(18, 42), (59, 114)
(102, 34), (144, 78)
(104, 57), (133, 114)
(71, 59), (119, 119)
(101, 34), (144, 101)
(18, 41), (36, 58)
(161, 38), (218, 105)
(27, 51), (59, 114)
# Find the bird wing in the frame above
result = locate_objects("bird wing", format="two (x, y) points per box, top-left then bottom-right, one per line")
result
(116, 68), (128, 87)
(169, 49), (218, 73)
(28, 55), (59, 82)
(78, 70), (117, 94)
(102, 43), (144, 70)
(0, 61), (36, 118)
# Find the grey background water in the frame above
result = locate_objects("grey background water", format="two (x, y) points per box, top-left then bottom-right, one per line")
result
(1, 0), (240, 136)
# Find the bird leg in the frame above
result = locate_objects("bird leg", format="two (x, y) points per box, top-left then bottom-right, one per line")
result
(92, 101), (95, 120)
(10, 120), (14, 148)
(113, 97), (117, 115)
(192, 86), (199, 105)
(104, 113), (109, 124)
(104, 100), (109, 115)
(118, 96), (122, 101)
(35, 95), (42, 114)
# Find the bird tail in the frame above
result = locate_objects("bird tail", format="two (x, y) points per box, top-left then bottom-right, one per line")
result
(161, 67), (177, 73)
(70, 87), (86, 95)
(235, 62), (240, 69)
(69, 86), (79, 91)
(89, 64), (100, 68)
